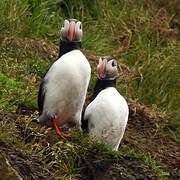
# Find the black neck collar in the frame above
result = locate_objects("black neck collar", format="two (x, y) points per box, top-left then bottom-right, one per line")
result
(58, 40), (81, 58)
(91, 78), (116, 101)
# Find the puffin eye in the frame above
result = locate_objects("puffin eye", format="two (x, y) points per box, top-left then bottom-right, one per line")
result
(112, 61), (116, 67)
(79, 24), (82, 29)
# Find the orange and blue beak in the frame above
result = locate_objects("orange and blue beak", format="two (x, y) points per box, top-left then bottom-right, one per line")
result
(66, 21), (75, 42)
(98, 59), (107, 79)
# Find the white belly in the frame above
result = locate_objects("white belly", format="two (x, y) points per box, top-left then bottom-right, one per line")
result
(84, 87), (129, 150)
(43, 50), (91, 126)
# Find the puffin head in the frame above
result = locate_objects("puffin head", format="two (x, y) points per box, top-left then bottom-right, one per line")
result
(97, 56), (118, 80)
(60, 19), (82, 42)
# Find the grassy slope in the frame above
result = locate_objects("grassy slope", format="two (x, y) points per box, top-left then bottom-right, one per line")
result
(0, 0), (179, 179)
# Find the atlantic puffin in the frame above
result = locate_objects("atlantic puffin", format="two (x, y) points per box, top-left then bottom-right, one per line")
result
(38, 19), (91, 136)
(82, 56), (129, 150)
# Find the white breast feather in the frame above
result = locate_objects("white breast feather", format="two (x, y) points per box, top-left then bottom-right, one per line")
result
(84, 87), (129, 151)
(42, 50), (91, 126)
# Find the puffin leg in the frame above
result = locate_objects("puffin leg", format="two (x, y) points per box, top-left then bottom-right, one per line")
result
(53, 118), (69, 137)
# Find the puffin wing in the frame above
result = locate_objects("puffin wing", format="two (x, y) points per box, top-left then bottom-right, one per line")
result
(38, 79), (47, 116)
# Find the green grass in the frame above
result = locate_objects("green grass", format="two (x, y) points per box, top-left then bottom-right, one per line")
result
(0, 118), (169, 179)
(0, 0), (179, 178)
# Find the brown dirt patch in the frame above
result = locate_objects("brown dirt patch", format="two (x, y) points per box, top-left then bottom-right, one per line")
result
(0, 140), (54, 180)
(123, 101), (180, 179)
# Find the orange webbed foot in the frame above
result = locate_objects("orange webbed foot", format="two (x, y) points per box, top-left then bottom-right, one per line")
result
(53, 118), (69, 137)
